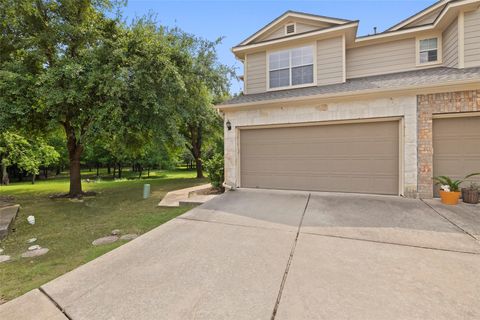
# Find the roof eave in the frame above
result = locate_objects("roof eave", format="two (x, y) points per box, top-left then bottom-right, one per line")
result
(355, 0), (480, 45)
(232, 21), (359, 58)
(215, 78), (480, 111)
(238, 10), (353, 47)
(386, 0), (450, 31)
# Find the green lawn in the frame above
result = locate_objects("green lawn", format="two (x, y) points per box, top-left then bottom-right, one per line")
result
(0, 169), (206, 301)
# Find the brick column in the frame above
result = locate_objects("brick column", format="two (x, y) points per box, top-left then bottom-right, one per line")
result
(417, 90), (480, 198)
(417, 95), (434, 198)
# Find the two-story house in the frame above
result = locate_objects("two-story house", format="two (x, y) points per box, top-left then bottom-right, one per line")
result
(216, 0), (480, 198)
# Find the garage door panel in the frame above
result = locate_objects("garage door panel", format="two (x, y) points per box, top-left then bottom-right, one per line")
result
(241, 173), (398, 195)
(434, 138), (480, 155)
(241, 158), (397, 175)
(433, 116), (480, 196)
(245, 138), (398, 156)
(240, 121), (399, 195)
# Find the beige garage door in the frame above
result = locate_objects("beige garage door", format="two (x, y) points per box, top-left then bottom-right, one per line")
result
(240, 120), (399, 195)
(433, 116), (480, 196)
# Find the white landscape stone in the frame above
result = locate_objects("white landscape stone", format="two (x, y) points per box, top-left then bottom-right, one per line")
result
(27, 238), (37, 243)
(27, 215), (35, 225)
(0, 255), (10, 263)
(21, 248), (49, 258)
(28, 245), (41, 251)
(92, 236), (119, 246)
(111, 229), (121, 236)
(120, 234), (138, 241)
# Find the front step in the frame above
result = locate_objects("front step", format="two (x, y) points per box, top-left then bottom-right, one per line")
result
(179, 195), (218, 206)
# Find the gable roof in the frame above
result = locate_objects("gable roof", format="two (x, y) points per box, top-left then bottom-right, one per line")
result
(355, 0), (479, 45)
(387, 0), (451, 31)
(218, 67), (480, 109)
(233, 21), (358, 55)
(237, 10), (352, 47)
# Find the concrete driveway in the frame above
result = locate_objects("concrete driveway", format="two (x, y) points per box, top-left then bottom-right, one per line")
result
(2, 189), (480, 319)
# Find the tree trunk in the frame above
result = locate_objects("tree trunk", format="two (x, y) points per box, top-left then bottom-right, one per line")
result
(189, 125), (204, 179)
(118, 163), (122, 179)
(1, 162), (9, 185)
(195, 158), (203, 178)
(31, 174), (36, 184)
(96, 163), (100, 177)
(64, 122), (83, 197)
(147, 168), (150, 177)
(113, 166), (116, 178)
(107, 165), (111, 174)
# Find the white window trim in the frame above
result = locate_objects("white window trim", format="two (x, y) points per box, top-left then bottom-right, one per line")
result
(285, 23), (296, 35)
(266, 43), (317, 92)
(416, 34), (443, 67)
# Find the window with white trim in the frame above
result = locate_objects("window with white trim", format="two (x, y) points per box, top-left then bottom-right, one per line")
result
(419, 38), (438, 64)
(268, 46), (314, 89)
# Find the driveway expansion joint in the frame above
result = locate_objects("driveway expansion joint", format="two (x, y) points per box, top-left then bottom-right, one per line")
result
(270, 193), (311, 320)
(421, 199), (479, 242)
(300, 231), (480, 255)
(38, 287), (72, 320)
(175, 216), (298, 233)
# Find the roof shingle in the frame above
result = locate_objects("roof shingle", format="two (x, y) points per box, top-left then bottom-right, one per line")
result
(222, 67), (480, 106)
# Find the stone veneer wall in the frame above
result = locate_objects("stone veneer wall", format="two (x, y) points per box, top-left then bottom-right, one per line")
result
(224, 96), (419, 197)
(417, 90), (480, 198)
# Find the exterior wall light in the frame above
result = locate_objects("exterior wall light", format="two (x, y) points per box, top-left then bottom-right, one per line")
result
(226, 120), (232, 131)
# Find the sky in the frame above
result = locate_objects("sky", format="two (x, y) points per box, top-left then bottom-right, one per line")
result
(122, 0), (438, 94)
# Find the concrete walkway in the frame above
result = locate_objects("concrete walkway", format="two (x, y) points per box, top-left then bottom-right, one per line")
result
(0, 290), (67, 320)
(2, 189), (480, 319)
(157, 184), (218, 207)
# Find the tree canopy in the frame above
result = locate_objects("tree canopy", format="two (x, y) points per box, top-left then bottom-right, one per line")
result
(0, 0), (232, 196)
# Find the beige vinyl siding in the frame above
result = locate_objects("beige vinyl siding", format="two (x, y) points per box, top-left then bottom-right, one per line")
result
(316, 37), (344, 85)
(260, 26), (287, 42)
(443, 18), (458, 68)
(296, 22), (323, 34)
(346, 38), (416, 78)
(257, 21), (329, 43)
(464, 8), (480, 68)
(245, 51), (266, 94)
(403, 6), (444, 29)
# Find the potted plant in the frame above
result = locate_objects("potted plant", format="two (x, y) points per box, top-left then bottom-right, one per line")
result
(462, 182), (479, 204)
(434, 173), (480, 205)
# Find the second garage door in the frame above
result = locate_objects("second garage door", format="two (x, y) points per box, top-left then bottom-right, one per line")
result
(240, 120), (400, 195)
(433, 116), (480, 196)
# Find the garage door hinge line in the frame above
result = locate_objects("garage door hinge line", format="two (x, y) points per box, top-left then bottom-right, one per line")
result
(270, 193), (311, 320)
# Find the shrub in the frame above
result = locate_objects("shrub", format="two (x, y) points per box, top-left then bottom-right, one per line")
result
(434, 172), (480, 192)
(204, 153), (224, 190)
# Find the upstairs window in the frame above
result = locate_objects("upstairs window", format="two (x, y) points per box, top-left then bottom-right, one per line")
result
(418, 37), (439, 64)
(268, 46), (314, 89)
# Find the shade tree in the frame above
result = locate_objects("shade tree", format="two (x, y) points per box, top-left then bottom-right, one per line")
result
(0, 1), (188, 196)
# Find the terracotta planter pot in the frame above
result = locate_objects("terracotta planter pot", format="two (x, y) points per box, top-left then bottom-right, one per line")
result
(439, 191), (461, 205)
(461, 188), (479, 204)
